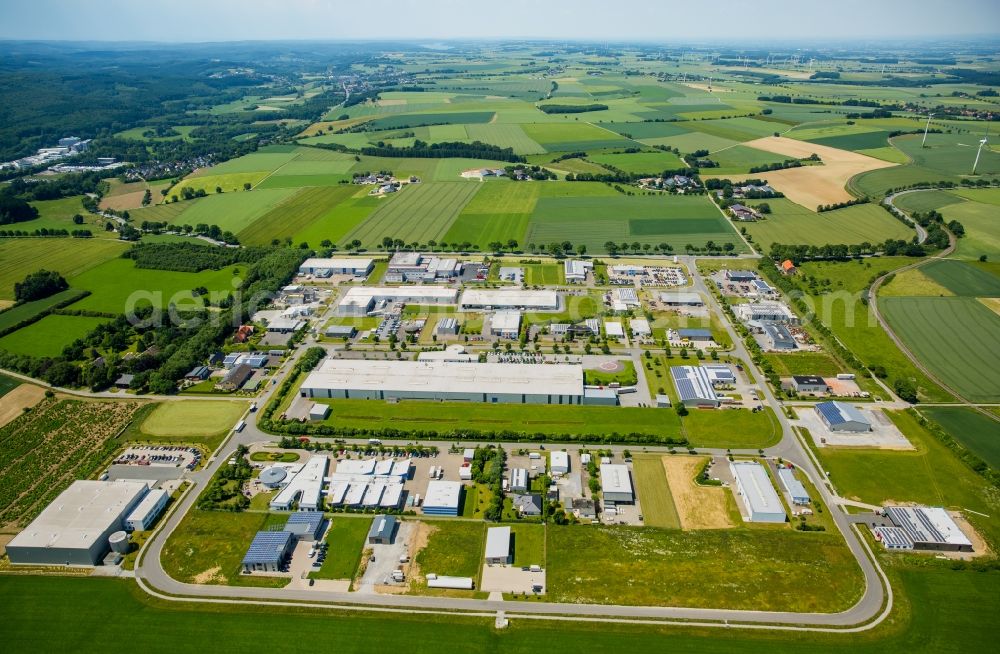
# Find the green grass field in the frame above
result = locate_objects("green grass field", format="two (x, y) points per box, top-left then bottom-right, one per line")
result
(790, 260), (951, 402)
(881, 296), (1000, 403)
(0, 288), (88, 333)
(743, 199), (914, 251)
(315, 398), (685, 442)
(525, 193), (744, 253)
(588, 150), (686, 174)
(509, 523), (545, 567)
(27, 196), (115, 237)
(892, 190), (964, 214)
(465, 123), (546, 155)
(311, 516), (373, 580)
(366, 111), (496, 130)
(0, 238), (127, 300)
(523, 263), (563, 285)
(344, 182), (482, 248)
(547, 525), (862, 611)
(630, 455), (681, 529)
(69, 258), (240, 314)
(415, 519), (484, 584)
(939, 189), (1000, 260)
(2, 567), (999, 653)
(0, 313), (107, 357)
(683, 407), (781, 449)
(140, 401), (247, 443)
(920, 259), (1000, 297)
(762, 351), (845, 377)
(0, 371), (22, 397)
(443, 181), (539, 247)
(705, 145), (792, 174)
(238, 185), (360, 245)
(811, 409), (999, 545)
(921, 406), (1000, 470)
(161, 509), (289, 588)
(522, 122), (635, 151)
(168, 172), (269, 197)
(156, 188), (301, 234)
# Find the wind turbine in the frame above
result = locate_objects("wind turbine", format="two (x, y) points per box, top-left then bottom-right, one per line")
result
(921, 113), (935, 148)
(972, 126), (990, 175)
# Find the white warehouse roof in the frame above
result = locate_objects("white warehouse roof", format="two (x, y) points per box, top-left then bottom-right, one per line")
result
(460, 289), (559, 310)
(485, 526), (511, 560)
(340, 286), (458, 305)
(8, 480), (149, 552)
(300, 257), (373, 272)
(600, 464), (633, 496)
(424, 480), (462, 509)
(270, 455), (329, 511)
(730, 461), (786, 522)
(303, 359), (583, 398)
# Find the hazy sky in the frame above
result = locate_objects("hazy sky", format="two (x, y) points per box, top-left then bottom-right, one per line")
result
(1, 0), (997, 42)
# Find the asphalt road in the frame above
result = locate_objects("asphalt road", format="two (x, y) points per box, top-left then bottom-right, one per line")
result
(134, 257), (893, 630)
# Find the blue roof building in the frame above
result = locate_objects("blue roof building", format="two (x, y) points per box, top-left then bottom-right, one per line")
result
(242, 531), (293, 572)
(670, 366), (720, 408)
(677, 328), (713, 341)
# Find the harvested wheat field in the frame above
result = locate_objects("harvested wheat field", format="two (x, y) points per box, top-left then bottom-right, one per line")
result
(723, 136), (897, 208)
(0, 384), (46, 428)
(662, 456), (736, 530)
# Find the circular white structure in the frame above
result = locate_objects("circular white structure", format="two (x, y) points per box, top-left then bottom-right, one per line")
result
(108, 530), (129, 554)
(259, 466), (288, 487)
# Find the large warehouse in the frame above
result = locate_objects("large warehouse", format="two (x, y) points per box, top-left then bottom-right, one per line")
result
(600, 464), (634, 505)
(881, 506), (973, 552)
(460, 289), (560, 311)
(670, 365), (721, 408)
(336, 286), (458, 316)
(301, 359), (586, 405)
(269, 455), (329, 512)
(7, 480), (150, 566)
(816, 401), (871, 432)
(299, 257), (374, 277)
(730, 461), (786, 523)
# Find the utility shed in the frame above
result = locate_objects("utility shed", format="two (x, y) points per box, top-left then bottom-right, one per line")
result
(7, 480), (149, 566)
(600, 464), (634, 505)
(242, 531), (293, 572)
(730, 461), (786, 523)
(367, 515), (398, 545)
(777, 468), (810, 506)
(485, 526), (512, 564)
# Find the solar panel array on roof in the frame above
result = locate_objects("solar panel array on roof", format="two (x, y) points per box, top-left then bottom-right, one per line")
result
(243, 531), (293, 565)
(874, 526), (913, 549)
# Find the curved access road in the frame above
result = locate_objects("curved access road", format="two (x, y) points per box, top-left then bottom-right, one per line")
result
(134, 258), (892, 632)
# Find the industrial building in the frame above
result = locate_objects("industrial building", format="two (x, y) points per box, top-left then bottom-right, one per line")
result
(281, 512), (324, 541)
(485, 526), (512, 564)
(336, 286), (458, 316)
(881, 506), (972, 552)
(792, 375), (829, 394)
(385, 253), (461, 282)
(702, 363), (736, 385)
(777, 468), (810, 506)
(266, 317), (306, 333)
(725, 270), (756, 282)
(510, 468), (529, 493)
(659, 291), (703, 306)
(460, 289), (560, 311)
(490, 310), (522, 338)
(564, 259), (593, 283)
(676, 328), (714, 342)
(269, 455), (329, 511)
(604, 321), (625, 338)
(730, 461), (786, 523)
(423, 481), (463, 516)
(367, 515), (398, 544)
(242, 531), (293, 573)
(735, 301), (798, 325)
(629, 318), (651, 336)
(7, 480), (149, 566)
(299, 257), (374, 277)
(762, 322), (796, 350)
(600, 464), (634, 505)
(217, 364), (253, 391)
(550, 451), (570, 474)
(670, 366), (721, 408)
(325, 325), (357, 339)
(816, 401), (871, 432)
(436, 317), (459, 336)
(308, 403), (330, 421)
(125, 488), (169, 532)
(610, 287), (640, 312)
(301, 359), (586, 405)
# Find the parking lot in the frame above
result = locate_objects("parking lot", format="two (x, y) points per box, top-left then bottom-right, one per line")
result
(112, 445), (201, 470)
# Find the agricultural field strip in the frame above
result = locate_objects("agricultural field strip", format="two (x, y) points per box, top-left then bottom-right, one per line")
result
(344, 182), (481, 246)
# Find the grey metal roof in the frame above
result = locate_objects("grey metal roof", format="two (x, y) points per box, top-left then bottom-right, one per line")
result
(367, 514), (397, 540)
(678, 328), (712, 339)
(777, 468), (810, 502)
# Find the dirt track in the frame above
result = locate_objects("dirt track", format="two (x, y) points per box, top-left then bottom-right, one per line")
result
(662, 456), (735, 530)
(722, 136), (897, 209)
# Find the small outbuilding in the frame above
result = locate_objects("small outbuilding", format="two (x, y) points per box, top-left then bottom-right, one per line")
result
(791, 375), (829, 394)
(308, 403), (331, 421)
